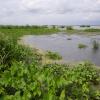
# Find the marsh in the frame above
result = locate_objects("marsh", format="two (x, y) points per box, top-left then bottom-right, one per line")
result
(20, 33), (100, 66)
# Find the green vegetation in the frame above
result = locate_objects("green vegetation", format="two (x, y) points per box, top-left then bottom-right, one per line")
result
(0, 26), (100, 100)
(0, 25), (59, 42)
(66, 26), (73, 30)
(78, 44), (87, 49)
(66, 27), (100, 34)
(0, 34), (42, 70)
(45, 51), (62, 60)
(84, 29), (100, 32)
(92, 40), (99, 50)
(0, 61), (100, 100)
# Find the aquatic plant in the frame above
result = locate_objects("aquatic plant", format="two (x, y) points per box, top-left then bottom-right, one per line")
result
(78, 43), (87, 49)
(45, 51), (62, 60)
(66, 26), (73, 30)
(92, 40), (99, 50)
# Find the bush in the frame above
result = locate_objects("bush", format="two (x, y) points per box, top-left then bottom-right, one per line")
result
(45, 51), (62, 60)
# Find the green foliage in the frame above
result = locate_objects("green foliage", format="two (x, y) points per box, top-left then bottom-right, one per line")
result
(0, 62), (100, 100)
(0, 26), (100, 100)
(45, 51), (62, 60)
(84, 28), (100, 32)
(0, 34), (42, 72)
(0, 26), (59, 42)
(66, 26), (73, 30)
(78, 43), (87, 49)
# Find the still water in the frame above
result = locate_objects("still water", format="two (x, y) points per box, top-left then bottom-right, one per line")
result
(21, 33), (100, 66)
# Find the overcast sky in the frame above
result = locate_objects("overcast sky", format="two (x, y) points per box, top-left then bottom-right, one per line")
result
(0, 0), (100, 25)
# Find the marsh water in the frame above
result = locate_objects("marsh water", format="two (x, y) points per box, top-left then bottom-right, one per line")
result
(21, 33), (100, 66)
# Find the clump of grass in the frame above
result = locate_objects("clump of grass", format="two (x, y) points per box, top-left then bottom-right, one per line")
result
(67, 38), (72, 40)
(84, 28), (100, 32)
(78, 43), (87, 49)
(45, 51), (62, 60)
(66, 26), (73, 30)
(92, 40), (99, 50)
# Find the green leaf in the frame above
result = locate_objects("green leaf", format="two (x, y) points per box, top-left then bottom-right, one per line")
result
(59, 89), (65, 100)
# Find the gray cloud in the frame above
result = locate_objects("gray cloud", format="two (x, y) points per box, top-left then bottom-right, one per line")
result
(0, 0), (100, 25)
(21, 0), (100, 14)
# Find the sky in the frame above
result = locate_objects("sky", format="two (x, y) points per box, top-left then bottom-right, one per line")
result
(0, 0), (100, 25)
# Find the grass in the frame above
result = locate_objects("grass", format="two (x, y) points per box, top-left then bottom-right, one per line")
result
(66, 26), (73, 30)
(0, 26), (100, 99)
(0, 26), (59, 43)
(84, 28), (100, 32)
(78, 43), (87, 49)
(45, 51), (62, 60)
(66, 28), (100, 34)
(0, 34), (42, 69)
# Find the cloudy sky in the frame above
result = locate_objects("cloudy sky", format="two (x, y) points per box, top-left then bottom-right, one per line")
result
(0, 0), (100, 25)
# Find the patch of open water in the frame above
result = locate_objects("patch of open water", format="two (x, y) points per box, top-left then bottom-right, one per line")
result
(21, 33), (100, 66)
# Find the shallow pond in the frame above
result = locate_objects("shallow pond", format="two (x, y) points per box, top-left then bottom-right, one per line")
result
(21, 33), (100, 66)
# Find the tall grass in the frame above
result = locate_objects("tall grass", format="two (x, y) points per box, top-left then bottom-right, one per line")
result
(45, 51), (62, 60)
(0, 33), (42, 71)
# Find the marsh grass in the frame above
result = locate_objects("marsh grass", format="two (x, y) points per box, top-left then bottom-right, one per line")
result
(66, 26), (73, 30)
(0, 34), (42, 71)
(45, 51), (62, 60)
(0, 26), (100, 99)
(92, 40), (99, 50)
(84, 28), (100, 32)
(0, 26), (59, 42)
(78, 43), (87, 49)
